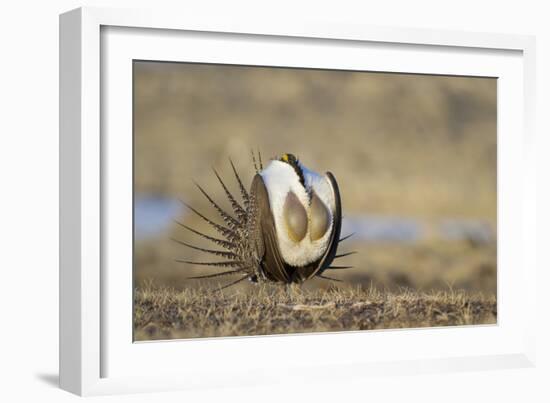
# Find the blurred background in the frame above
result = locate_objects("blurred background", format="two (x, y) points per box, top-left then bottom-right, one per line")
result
(133, 61), (496, 294)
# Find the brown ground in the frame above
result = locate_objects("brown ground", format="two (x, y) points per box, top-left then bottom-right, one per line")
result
(134, 283), (496, 341)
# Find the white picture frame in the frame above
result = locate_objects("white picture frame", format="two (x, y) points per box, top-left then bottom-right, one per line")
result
(59, 6), (537, 396)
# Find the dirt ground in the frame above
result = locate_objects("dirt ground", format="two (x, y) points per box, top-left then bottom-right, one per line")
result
(134, 284), (496, 341)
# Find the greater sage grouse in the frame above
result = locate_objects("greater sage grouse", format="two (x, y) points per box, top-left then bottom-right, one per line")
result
(174, 152), (354, 289)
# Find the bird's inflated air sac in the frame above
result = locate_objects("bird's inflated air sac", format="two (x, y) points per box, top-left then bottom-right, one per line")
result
(283, 191), (308, 242)
(310, 191), (330, 241)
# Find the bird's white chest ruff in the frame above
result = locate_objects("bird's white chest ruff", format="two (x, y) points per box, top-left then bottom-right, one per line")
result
(260, 160), (336, 267)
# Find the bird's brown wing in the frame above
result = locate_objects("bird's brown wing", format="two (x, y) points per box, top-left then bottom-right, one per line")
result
(250, 174), (290, 283)
(318, 172), (342, 270)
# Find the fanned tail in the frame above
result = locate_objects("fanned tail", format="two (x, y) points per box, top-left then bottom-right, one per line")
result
(216, 275), (250, 291)
(339, 233), (355, 243)
(174, 155), (261, 286)
(334, 251), (357, 259)
(171, 238), (238, 259)
(174, 259), (245, 268)
(229, 158), (249, 208)
(173, 220), (236, 250)
(317, 274), (343, 282)
(193, 181), (241, 229)
(212, 168), (247, 222)
(187, 268), (247, 280)
(326, 265), (353, 270)
(251, 149), (259, 173)
(179, 200), (239, 242)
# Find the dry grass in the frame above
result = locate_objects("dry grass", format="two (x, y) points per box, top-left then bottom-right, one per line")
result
(134, 283), (496, 341)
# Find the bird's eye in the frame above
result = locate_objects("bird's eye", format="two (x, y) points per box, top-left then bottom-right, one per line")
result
(283, 192), (307, 242)
(310, 192), (330, 241)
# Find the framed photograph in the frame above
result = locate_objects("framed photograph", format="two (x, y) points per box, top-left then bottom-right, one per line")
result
(59, 7), (537, 396)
